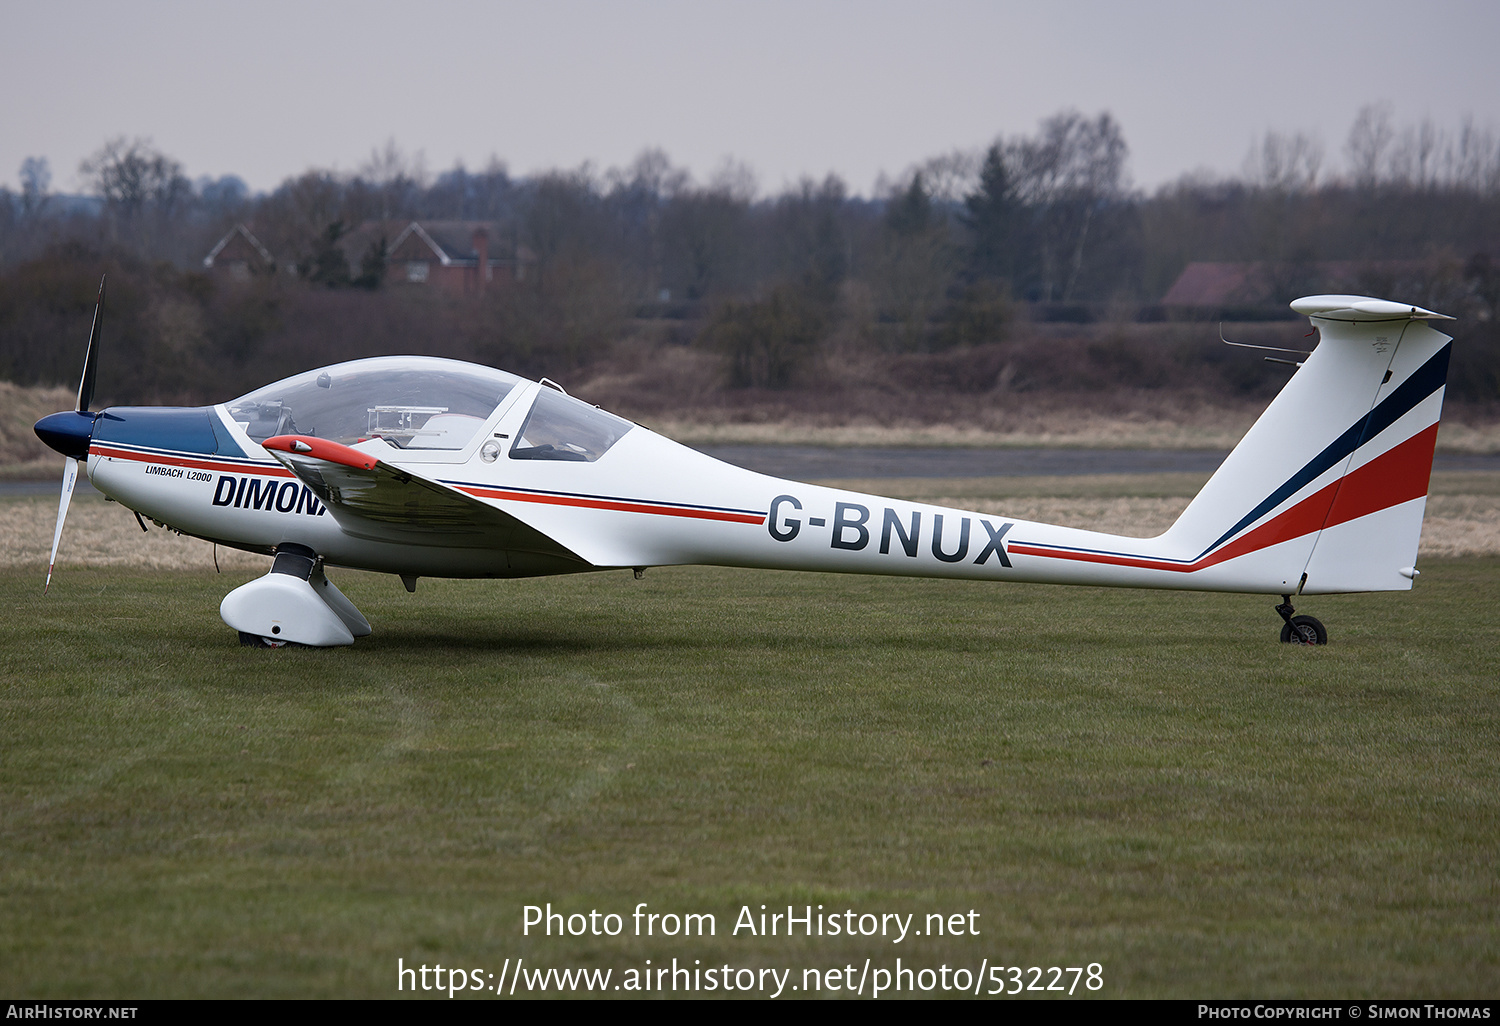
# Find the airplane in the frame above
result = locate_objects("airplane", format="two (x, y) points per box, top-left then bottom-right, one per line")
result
(34, 277), (1455, 647)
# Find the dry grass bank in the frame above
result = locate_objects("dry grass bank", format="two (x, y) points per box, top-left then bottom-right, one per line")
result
(574, 323), (1500, 452)
(0, 382), (75, 478)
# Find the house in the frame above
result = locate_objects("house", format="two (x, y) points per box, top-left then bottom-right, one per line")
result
(202, 219), (535, 293)
(1160, 262), (1269, 308)
(202, 224), (276, 281)
(1162, 260), (1430, 314)
(380, 220), (532, 296)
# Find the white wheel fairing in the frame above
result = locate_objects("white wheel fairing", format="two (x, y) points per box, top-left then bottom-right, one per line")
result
(220, 573), (356, 647)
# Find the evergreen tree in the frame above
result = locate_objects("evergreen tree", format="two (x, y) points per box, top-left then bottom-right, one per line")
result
(962, 145), (1019, 284)
(355, 235), (387, 290)
(885, 173), (933, 237)
(305, 221), (352, 288)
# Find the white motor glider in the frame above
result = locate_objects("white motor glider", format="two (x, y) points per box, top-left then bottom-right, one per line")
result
(35, 279), (1455, 646)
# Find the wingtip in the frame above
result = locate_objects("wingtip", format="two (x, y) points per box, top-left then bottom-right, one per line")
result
(263, 434), (380, 470)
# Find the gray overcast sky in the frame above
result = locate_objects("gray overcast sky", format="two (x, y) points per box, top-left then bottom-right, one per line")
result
(2, 0), (1496, 197)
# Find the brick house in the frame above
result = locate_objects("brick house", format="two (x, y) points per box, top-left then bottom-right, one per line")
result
(379, 220), (533, 296)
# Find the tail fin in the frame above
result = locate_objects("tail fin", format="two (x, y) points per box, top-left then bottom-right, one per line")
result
(1163, 295), (1454, 595)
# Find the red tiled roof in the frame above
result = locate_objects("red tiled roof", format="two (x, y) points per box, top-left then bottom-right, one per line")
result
(1161, 262), (1262, 306)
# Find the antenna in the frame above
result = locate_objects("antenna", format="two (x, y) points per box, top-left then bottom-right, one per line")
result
(1218, 322), (1313, 358)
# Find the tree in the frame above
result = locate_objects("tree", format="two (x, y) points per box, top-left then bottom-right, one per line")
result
(19, 157), (50, 217)
(886, 173), (934, 237)
(78, 137), (192, 255)
(354, 235), (387, 290)
(1008, 110), (1129, 302)
(197, 175), (249, 217)
(361, 138), (425, 221)
(962, 145), (1020, 284)
(1242, 132), (1323, 193)
(873, 173), (954, 347)
(661, 185), (750, 301)
(770, 174), (849, 299)
(911, 149), (979, 207)
(255, 171), (349, 274)
(1239, 131), (1326, 297)
(80, 138), (190, 223)
(304, 221), (352, 287)
(603, 148), (690, 301)
(1346, 103), (1395, 188)
(703, 283), (824, 388)
(1452, 117), (1500, 194)
(524, 171), (605, 288)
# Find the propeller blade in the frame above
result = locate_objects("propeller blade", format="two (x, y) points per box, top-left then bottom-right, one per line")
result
(76, 275), (105, 413)
(45, 459), (79, 594)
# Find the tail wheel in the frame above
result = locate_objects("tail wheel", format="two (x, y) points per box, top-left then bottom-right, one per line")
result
(1280, 615), (1327, 645)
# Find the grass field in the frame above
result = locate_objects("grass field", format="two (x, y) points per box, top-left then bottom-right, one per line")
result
(2, 556), (1498, 999)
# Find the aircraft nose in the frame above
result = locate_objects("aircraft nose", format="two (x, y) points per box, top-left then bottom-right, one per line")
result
(35, 410), (99, 460)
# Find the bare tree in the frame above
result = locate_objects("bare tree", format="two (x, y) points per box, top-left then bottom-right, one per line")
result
(1451, 117), (1500, 193)
(1243, 131), (1323, 193)
(662, 183), (751, 301)
(1387, 118), (1444, 190)
(911, 149), (980, 208)
(19, 157), (51, 217)
(1009, 110), (1129, 301)
(1346, 103), (1395, 187)
(707, 157), (758, 203)
(253, 171), (352, 273)
(81, 138), (189, 220)
(601, 149), (692, 301)
(524, 170), (604, 282)
(361, 138), (427, 221)
(79, 137), (193, 255)
(608, 147), (691, 203)
(770, 174), (849, 297)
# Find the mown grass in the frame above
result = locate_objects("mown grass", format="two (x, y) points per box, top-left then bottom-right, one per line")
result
(2, 562), (1498, 998)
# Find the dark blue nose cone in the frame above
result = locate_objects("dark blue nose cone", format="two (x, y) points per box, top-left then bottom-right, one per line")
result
(35, 410), (99, 459)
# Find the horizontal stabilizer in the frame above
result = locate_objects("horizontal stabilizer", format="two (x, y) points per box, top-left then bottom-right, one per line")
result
(1290, 295), (1454, 321)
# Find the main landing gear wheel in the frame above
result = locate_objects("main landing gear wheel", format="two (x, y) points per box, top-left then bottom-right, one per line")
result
(1280, 615), (1327, 645)
(1274, 595), (1327, 645)
(238, 631), (289, 649)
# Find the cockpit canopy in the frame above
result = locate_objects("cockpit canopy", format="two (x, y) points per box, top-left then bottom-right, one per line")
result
(223, 356), (636, 462)
(225, 356), (524, 450)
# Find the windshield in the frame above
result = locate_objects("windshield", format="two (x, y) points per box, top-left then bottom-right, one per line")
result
(509, 387), (633, 462)
(224, 356), (523, 450)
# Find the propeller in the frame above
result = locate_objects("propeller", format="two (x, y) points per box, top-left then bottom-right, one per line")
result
(45, 460), (79, 594)
(42, 275), (106, 594)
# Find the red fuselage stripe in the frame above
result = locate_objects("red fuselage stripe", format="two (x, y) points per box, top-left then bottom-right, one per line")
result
(90, 445), (293, 478)
(458, 486), (766, 525)
(1009, 423), (1440, 572)
(91, 444), (764, 525)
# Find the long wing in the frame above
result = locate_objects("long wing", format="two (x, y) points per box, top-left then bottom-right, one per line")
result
(262, 435), (586, 563)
